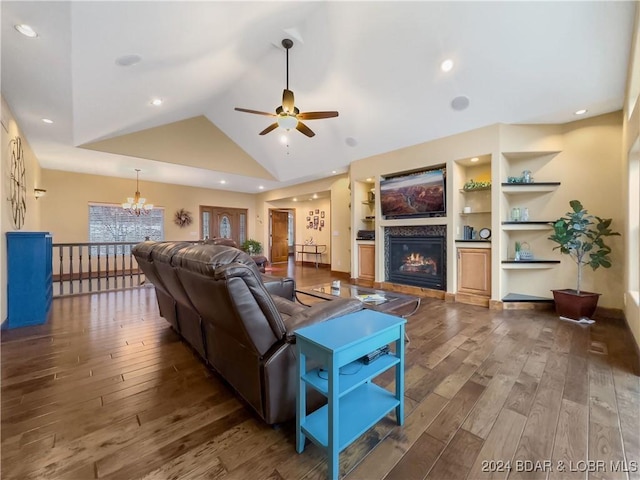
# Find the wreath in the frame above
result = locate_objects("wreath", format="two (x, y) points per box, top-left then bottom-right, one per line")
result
(174, 208), (193, 228)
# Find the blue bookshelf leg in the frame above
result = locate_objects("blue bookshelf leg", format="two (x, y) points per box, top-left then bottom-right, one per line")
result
(395, 324), (405, 425)
(296, 346), (306, 453)
(328, 356), (339, 480)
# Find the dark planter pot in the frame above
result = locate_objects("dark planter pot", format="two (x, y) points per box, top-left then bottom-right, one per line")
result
(551, 289), (601, 320)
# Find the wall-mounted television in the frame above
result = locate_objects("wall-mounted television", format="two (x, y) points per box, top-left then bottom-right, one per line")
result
(380, 167), (446, 218)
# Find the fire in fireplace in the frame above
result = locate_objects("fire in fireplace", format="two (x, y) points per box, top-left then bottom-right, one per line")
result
(400, 253), (438, 274)
(387, 235), (445, 290)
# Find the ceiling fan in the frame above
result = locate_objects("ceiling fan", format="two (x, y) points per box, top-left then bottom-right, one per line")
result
(234, 39), (338, 138)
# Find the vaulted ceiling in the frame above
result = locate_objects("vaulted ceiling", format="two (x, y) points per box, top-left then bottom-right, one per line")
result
(1, 1), (636, 193)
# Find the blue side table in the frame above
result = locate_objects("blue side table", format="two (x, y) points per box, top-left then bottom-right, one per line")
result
(295, 309), (406, 480)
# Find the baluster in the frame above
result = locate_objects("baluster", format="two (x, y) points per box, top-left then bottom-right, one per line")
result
(59, 245), (64, 295)
(121, 246), (125, 288)
(136, 245), (141, 286)
(88, 245), (93, 292)
(78, 245), (83, 293)
(128, 245), (134, 287)
(106, 244), (110, 290)
(97, 244), (102, 291)
(68, 245), (74, 294)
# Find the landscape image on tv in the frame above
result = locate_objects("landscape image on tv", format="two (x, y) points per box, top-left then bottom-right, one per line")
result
(380, 169), (445, 217)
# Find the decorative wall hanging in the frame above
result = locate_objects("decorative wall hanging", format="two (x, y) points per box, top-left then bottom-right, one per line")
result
(174, 208), (193, 228)
(9, 136), (26, 229)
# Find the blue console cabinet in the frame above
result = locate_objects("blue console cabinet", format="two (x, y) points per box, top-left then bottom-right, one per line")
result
(295, 309), (406, 480)
(6, 232), (53, 328)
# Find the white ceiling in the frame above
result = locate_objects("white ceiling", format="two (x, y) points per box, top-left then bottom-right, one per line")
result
(1, 1), (636, 194)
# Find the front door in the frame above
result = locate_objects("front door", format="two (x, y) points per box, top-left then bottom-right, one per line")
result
(270, 209), (290, 263)
(200, 206), (247, 247)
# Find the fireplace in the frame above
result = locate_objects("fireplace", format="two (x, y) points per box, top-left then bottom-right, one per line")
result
(385, 226), (446, 290)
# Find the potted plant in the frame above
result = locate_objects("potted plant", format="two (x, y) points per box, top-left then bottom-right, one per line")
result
(548, 200), (620, 320)
(241, 239), (263, 255)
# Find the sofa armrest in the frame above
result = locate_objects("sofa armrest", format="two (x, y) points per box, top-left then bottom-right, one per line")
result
(284, 298), (363, 342)
(262, 274), (295, 301)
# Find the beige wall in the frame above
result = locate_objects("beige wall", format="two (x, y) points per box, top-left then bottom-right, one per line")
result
(499, 113), (624, 309)
(350, 124), (501, 292)
(257, 174), (349, 269)
(40, 169), (257, 243)
(1, 97), (43, 324)
(349, 114), (626, 312)
(330, 177), (351, 273)
(622, 6), (640, 348)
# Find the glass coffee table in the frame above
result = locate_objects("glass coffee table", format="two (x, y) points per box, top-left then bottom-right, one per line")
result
(295, 283), (421, 319)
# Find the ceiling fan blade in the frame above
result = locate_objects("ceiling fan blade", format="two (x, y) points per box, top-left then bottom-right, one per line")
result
(297, 111), (339, 120)
(282, 89), (295, 113)
(296, 121), (315, 137)
(259, 123), (279, 135)
(235, 108), (276, 117)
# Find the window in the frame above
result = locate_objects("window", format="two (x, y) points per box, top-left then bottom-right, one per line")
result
(89, 203), (164, 253)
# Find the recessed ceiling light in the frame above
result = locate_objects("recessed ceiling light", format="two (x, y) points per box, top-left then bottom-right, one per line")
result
(220, 180), (226, 184)
(331, 170), (337, 174)
(150, 98), (163, 106)
(15, 24), (38, 38)
(470, 157), (479, 163)
(441, 59), (454, 72)
(312, 194), (318, 199)
(41, 118), (53, 124)
(293, 198), (298, 202)
(115, 54), (142, 67)
(258, 185), (264, 190)
(574, 109), (588, 115)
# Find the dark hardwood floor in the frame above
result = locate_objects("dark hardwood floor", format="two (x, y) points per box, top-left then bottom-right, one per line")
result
(2, 259), (639, 479)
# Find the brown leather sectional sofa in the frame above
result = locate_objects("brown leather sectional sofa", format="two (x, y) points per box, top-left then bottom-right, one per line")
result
(132, 240), (362, 424)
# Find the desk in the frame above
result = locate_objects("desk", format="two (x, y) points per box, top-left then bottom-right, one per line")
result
(295, 244), (326, 268)
(295, 310), (405, 479)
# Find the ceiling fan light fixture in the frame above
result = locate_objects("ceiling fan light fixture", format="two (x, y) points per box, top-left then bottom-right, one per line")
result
(277, 114), (298, 130)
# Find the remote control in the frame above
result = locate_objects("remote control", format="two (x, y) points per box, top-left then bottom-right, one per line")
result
(362, 345), (390, 364)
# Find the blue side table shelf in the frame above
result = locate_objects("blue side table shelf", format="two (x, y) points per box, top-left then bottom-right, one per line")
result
(5, 231), (53, 329)
(295, 309), (406, 480)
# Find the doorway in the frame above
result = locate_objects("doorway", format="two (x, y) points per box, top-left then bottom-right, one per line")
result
(270, 209), (295, 264)
(200, 206), (248, 246)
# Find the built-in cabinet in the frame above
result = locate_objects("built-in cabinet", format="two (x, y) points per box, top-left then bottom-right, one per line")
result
(456, 247), (491, 305)
(453, 156), (493, 305)
(357, 243), (375, 282)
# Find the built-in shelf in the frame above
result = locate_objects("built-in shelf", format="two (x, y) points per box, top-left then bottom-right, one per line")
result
(455, 239), (491, 243)
(460, 187), (491, 193)
(502, 151), (561, 161)
(502, 222), (553, 231)
(502, 182), (561, 194)
(502, 292), (554, 303)
(502, 260), (560, 269)
(460, 211), (491, 216)
(361, 201), (375, 206)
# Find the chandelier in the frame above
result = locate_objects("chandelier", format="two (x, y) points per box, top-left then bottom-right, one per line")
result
(122, 169), (153, 216)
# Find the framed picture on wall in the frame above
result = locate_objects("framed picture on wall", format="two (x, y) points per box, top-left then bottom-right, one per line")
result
(315, 209), (319, 214)
(321, 211), (325, 218)
(306, 216), (310, 221)
(313, 216), (319, 228)
(308, 210), (313, 216)
(320, 220), (325, 227)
